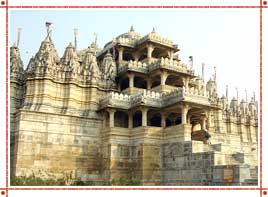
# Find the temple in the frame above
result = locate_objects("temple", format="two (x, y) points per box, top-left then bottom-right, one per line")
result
(10, 24), (258, 186)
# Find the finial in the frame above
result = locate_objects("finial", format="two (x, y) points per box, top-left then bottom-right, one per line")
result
(253, 91), (255, 102)
(226, 85), (228, 100)
(236, 87), (239, 101)
(45, 22), (53, 41)
(213, 66), (217, 81)
(73, 28), (78, 51)
(130, 25), (134, 32)
(16, 27), (22, 47)
(189, 56), (193, 68)
(245, 89), (248, 102)
(93, 32), (98, 46)
(201, 63), (205, 81)
(152, 27), (156, 33)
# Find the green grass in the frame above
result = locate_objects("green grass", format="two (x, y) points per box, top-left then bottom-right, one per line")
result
(10, 176), (142, 186)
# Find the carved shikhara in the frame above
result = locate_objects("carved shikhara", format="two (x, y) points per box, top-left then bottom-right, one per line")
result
(10, 26), (258, 186)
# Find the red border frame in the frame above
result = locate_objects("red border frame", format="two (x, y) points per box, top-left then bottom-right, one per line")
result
(1, 2), (267, 197)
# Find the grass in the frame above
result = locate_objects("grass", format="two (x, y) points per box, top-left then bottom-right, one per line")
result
(10, 176), (142, 186)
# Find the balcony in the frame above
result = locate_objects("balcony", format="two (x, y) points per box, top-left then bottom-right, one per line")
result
(99, 87), (211, 110)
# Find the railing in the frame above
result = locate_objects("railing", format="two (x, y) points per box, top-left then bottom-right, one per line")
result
(99, 87), (211, 110)
(118, 60), (148, 74)
(136, 33), (174, 47)
(148, 57), (194, 75)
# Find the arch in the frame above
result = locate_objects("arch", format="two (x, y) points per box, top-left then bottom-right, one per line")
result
(165, 112), (182, 127)
(165, 74), (184, 87)
(175, 116), (182, 125)
(134, 76), (147, 89)
(104, 111), (109, 128)
(152, 47), (168, 59)
(149, 112), (161, 127)
(121, 77), (129, 91)
(151, 75), (161, 88)
(114, 111), (128, 128)
(133, 111), (142, 128)
(123, 51), (133, 61)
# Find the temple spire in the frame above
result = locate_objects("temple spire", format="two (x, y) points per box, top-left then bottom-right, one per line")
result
(189, 56), (193, 69)
(236, 87), (239, 101)
(226, 85), (228, 100)
(201, 63), (205, 81)
(130, 25), (134, 32)
(245, 89), (248, 102)
(73, 28), (78, 51)
(152, 27), (156, 33)
(16, 27), (22, 47)
(213, 66), (217, 81)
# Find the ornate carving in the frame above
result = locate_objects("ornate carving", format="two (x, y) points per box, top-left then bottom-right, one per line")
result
(10, 44), (24, 81)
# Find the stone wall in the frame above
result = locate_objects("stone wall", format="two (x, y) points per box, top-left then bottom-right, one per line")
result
(13, 110), (102, 181)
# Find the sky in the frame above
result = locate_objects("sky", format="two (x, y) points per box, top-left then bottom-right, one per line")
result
(10, 9), (260, 101)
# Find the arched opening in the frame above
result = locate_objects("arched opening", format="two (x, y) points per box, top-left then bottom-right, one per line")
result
(120, 77), (129, 91)
(175, 117), (182, 125)
(133, 111), (142, 128)
(166, 112), (182, 127)
(149, 112), (161, 127)
(114, 111), (129, 128)
(123, 51), (133, 61)
(151, 79), (161, 88)
(104, 111), (109, 128)
(152, 48), (168, 59)
(165, 75), (184, 87)
(134, 76), (147, 89)
(166, 117), (172, 127)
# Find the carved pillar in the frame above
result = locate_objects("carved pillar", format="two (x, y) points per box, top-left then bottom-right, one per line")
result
(133, 52), (140, 62)
(128, 112), (133, 129)
(169, 50), (174, 60)
(128, 73), (134, 88)
(103, 111), (107, 128)
(207, 110), (211, 128)
(147, 44), (155, 63)
(182, 77), (190, 90)
(181, 104), (189, 124)
(161, 112), (166, 128)
(147, 78), (152, 90)
(160, 71), (168, 86)
(118, 47), (124, 61)
(141, 108), (148, 127)
(201, 116), (206, 130)
(108, 109), (116, 128)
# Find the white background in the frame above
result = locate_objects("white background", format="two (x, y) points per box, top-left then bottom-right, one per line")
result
(0, 0), (268, 196)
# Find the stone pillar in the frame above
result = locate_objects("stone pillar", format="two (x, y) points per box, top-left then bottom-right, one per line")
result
(141, 108), (148, 127)
(133, 52), (140, 62)
(128, 73), (134, 88)
(118, 47), (124, 61)
(147, 44), (154, 58)
(181, 104), (189, 124)
(201, 116), (206, 130)
(103, 111), (107, 128)
(182, 77), (190, 90)
(147, 44), (155, 63)
(108, 109), (116, 128)
(128, 112), (133, 129)
(147, 78), (152, 90)
(160, 71), (168, 85)
(169, 50), (174, 60)
(207, 110), (211, 128)
(161, 113), (166, 128)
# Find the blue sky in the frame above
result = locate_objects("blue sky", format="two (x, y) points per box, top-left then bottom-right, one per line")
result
(10, 9), (260, 100)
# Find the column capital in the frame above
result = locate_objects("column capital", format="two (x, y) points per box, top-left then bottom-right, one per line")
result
(118, 47), (124, 52)
(107, 108), (116, 114)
